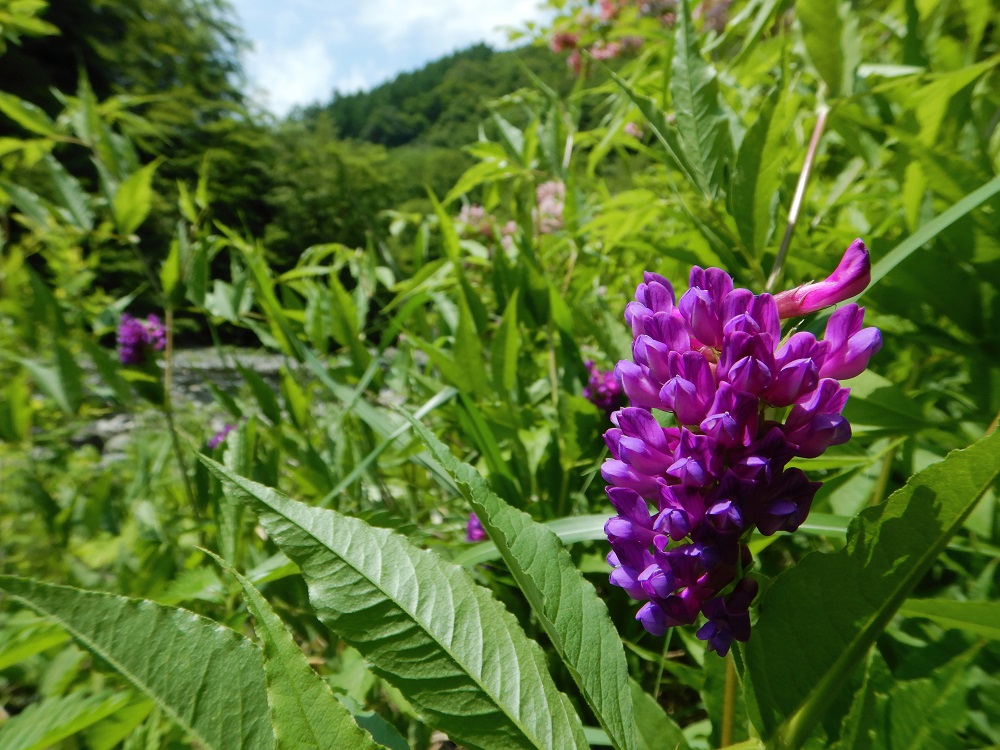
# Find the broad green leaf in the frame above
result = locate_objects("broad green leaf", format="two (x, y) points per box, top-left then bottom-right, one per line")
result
(730, 84), (796, 258)
(629, 679), (690, 750)
(0, 576), (274, 750)
(202, 459), (589, 750)
(112, 158), (161, 235)
(899, 599), (1000, 641)
(0, 691), (131, 750)
(670, 0), (733, 197)
(744, 429), (1000, 748)
(209, 553), (383, 750)
(0, 91), (59, 137)
(410, 420), (638, 750)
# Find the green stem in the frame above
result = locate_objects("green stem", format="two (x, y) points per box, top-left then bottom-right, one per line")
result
(722, 652), (737, 746)
(765, 101), (830, 293)
(162, 306), (199, 518)
(652, 628), (673, 699)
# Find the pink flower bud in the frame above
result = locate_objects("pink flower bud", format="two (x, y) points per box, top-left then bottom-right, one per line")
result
(774, 239), (872, 318)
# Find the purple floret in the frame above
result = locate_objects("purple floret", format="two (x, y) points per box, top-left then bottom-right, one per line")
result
(583, 360), (624, 415)
(465, 513), (488, 542)
(208, 423), (235, 449)
(117, 313), (167, 365)
(603, 249), (880, 653)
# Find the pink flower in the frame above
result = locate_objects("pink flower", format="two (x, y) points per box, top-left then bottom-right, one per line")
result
(624, 121), (643, 138)
(774, 239), (872, 318)
(590, 41), (622, 60)
(550, 31), (579, 52)
(535, 181), (565, 234)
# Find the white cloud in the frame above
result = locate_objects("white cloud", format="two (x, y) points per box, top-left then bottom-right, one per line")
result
(231, 0), (548, 115)
(246, 36), (336, 116)
(357, 0), (542, 48)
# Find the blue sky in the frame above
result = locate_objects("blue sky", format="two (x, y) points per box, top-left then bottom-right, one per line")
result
(230, 0), (550, 117)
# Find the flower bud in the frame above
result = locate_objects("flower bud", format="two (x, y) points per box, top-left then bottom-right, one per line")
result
(774, 239), (871, 318)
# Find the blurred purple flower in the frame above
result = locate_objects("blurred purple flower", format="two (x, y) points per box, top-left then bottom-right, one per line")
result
(583, 360), (624, 415)
(465, 513), (487, 543)
(208, 423), (235, 449)
(117, 313), (166, 365)
(604, 248), (880, 655)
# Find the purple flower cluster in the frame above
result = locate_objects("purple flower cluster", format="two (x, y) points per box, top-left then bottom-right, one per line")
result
(583, 360), (624, 416)
(117, 313), (166, 365)
(603, 240), (881, 655)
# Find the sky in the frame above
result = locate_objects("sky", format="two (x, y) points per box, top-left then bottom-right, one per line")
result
(230, 0), (550, 117)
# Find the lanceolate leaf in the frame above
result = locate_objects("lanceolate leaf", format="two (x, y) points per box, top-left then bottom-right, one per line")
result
(0, 577), (273, 750)
(629, 679), (690, 750)
(670, 0), (733, 198)
(744, 429), (1000, 748)
(603, 67), (702, 196)
(796, 0), (851, 96)
(899, 599), (1000, 641)
(0, 691), (131, 750)
(202, 458), (589, 750)
(410, 419), (639, 750)
(731, 84), (796, 258)
(209, 553), (384, 750)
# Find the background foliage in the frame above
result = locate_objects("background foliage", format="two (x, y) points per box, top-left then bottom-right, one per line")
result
(1, 0), (999, 748)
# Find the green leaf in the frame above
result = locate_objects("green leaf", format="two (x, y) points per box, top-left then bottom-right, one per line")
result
(602, 68), (702, 201)
(899, 599), (1000, 641)
(875, 644), (982, 750)
(796, 0), (854, 96)
(629, 679), (690, 750)
(410, 420), (638, 750)
(0, 615), (69, 670)
(0, 576), (274, 750)
(0, 91), (59, 137)
(453, 294), (489, 398)
(208, 553), (384, 750)
(670, 0), (733, 197)
(864, 173), (1000, 294)
(0, 691), (131, 750)
(491, 289), (521, 396)
(428, 191), (489, 334)
(16, 349), (81, 415)
(43, 155), (94, 231)
(112, 158), (161, 235)
(730, 84), (796, 258)
(0, 180), (52, 227)
(202, 459), (589, 750)
(744, 429), (1000, 748)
